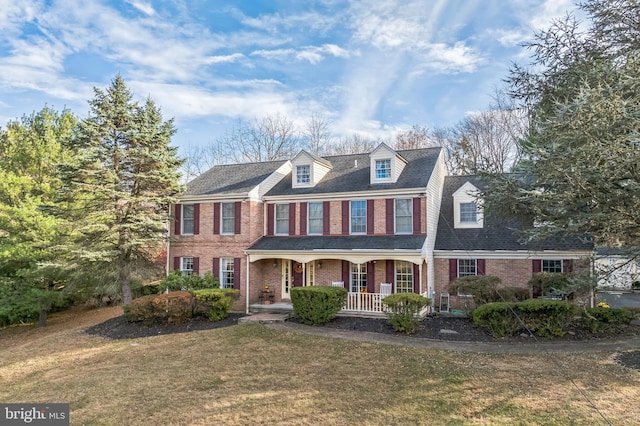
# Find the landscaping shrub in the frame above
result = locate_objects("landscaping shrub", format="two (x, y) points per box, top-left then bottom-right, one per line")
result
(583, 306), (633, 333)
(158, 271), (219, 292)
(290, 286), (347, 325)
(382, 293), (431, 334)
(449, 275), (501, 305)
(0, 280), (68, 327)
(193, 289), (240, 321)
(125, 291), (196, 324)
(496, 287), (530, 302)
(515, 299), (575, 338)
(472, 302), (520, 337)
(472, 299), (574, 338)
(528, 272), (570, 298)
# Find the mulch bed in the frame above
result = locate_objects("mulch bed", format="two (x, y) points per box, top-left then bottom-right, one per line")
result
(84, 313), (640, 370)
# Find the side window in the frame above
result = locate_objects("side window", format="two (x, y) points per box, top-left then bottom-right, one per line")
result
(458, 259), (477, 277)
(542, 260), (563, 273)
(350, 200), (366, 234)
(221, 202), (235, 234)
(182, 205), (194, 235)
(395, 199), (412, 234)
(220, 258), (234, 289)
(181, 257), (194, 276)
(308, 202), (323, 235)
(275, 204), (289, 235)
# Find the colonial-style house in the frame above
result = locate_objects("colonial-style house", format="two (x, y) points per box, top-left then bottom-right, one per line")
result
(170, 143), (446, 314)
(169, 146), (593, 316)
(433, 175), (593, 311)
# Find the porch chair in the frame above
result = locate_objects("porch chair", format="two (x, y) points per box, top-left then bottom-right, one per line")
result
(375, 283), (393, 311)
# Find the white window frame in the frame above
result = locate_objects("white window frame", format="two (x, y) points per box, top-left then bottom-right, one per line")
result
(460, 202), (478, 223)
(375, 159), (391, 180)
(275, 204), (289, 235)
(542, 259), (563, 273)
(307, 202), (323, 235)
(395, 261), (413, 293)
(181, 256), (194, 276)
(221, 202), (235, 234)
(394, 198), (413, 234)
(458, 259), (477, 277)
(296, 165), (311, 184)
(350, 200), (366, 234)
(350, 263), (367, 293)
(181, 204), (195, 235)
(220, 258), (235, 289)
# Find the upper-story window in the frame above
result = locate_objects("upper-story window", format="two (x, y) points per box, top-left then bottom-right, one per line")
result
(275, 204), (289, 235)
(182, 205), (195, 235)
(350, 200), (366, 234)
(221, 202), (235, 234)
(375, 159), (391, 179)
(308, 202), (323, 235)
(543, 259), (562, 273)
(296, 165), (311, 184)
(395, 198), (413, 234)
(460, 202), (478, 223)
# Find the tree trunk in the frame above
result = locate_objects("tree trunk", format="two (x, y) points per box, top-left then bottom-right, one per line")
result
(38, 308), (48, 327)
(120, 263), (133, 306)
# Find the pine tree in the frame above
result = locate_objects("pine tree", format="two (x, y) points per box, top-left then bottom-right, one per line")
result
(58, 75), (183, 305)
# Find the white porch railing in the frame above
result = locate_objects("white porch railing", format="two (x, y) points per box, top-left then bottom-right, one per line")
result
(344, 292), (386, 313)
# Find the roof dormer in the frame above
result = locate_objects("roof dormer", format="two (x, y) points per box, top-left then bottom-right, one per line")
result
(291, 150), (333, 188)
(452, 181), (483, 228)
(369, 142), (407, 184)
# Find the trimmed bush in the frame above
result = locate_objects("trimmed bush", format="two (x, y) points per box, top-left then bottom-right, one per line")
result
(126, 291), (196, 324)
(290, 286), (347, 325)
(516, 299), (575, 338)
(496, 287), (530, 302)
(449, 275), (501, 305)
(382, 293), (431, 334)
(193, 289), (240, 321)
(583, 306), (633, 333)
(472, 302), (520, 337)
(158, 271), (219, 292)
(472, 299), (575, 338)
(528, 272), (570, 298)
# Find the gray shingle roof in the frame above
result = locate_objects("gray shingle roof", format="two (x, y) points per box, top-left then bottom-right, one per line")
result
(266, 147), (441, 196)
(247, 235), (427, 251)
(184, 160), (287, 195)
(434, 175), (593, 252)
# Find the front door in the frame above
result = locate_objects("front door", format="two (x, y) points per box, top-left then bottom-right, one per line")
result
(292, 262), (304, 288)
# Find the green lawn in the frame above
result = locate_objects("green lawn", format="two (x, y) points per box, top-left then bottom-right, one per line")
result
(1, 307), (638, 425)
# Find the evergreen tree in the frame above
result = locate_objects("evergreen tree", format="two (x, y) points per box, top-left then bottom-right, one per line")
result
(483, 0), (640, 249)
(58, 75), (183, 305)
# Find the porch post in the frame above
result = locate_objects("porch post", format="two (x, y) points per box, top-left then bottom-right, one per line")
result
(419, 261), (423, 294)
(302, 262), (306, 286)
(245, 254), (250, 314)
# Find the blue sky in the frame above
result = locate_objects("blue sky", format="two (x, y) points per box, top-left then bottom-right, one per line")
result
(0, 0), (577, 155)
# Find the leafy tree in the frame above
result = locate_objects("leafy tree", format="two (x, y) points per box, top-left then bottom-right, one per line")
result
(58, 75), (183, 305)
(483, 0), (640, 249)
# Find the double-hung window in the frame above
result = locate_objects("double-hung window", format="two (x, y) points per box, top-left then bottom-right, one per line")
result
(275, 204), (289, 235)
(221, 202), (235, 234)
(395, 198), (412, 234)
(458, 259), (477, 277)
(395, 261), (413, 293)
(296, 165), (310, 184)
(181, 257), (194, 276)
(375, 159), (391, 179)
(220, 258), (234, 289)
(182, 205), (195, 235)
(460, 202), (478, 223)
(308, 202), (323, 235)
(350, 200), (366, 234)
(542, 260), (562, 273)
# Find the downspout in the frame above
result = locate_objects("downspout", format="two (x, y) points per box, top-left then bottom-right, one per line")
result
(246, 253), (250, 315)
(166, 204), (171, 277)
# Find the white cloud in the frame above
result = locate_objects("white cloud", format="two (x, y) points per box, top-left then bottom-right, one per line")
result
(126, 0), (156, 16)
(251, 44), (350, 64)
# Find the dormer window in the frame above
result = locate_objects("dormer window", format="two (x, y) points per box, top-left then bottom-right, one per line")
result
(375, 159), (391, 179)
(296, 165), (310, 184)
(453, 181), (483, 229)
(460, 202), (478, 223)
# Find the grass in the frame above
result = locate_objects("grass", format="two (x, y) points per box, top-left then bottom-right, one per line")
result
(1, 307), (639, 425)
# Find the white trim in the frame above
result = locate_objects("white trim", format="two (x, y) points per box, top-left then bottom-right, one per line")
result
(307, 201), (323, 235)
(433, 250), (593, 259)
(245, 249), (425, 265)
(181, 204), (195, 235)
(394, 198), (413, 234)
(349, 200), (367, 235)
(263, 187), (426, 202)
